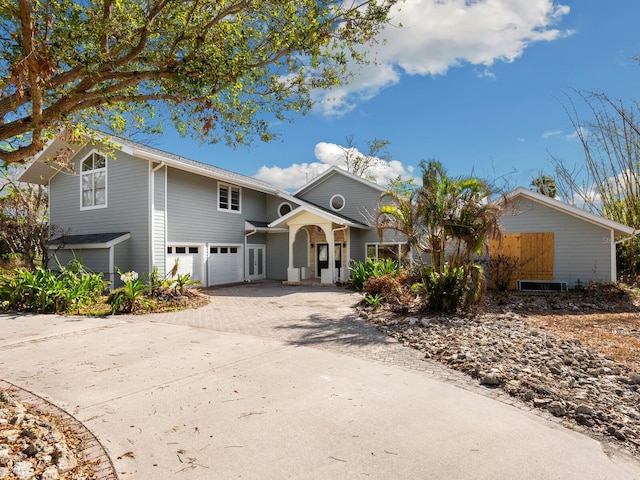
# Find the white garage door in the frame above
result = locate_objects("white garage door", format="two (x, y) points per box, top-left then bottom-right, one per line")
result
(208, 246), (243, 286)
(167, 246), (203, 284)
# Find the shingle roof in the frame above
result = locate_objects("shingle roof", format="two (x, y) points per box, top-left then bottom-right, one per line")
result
(48, 232), (130, 248)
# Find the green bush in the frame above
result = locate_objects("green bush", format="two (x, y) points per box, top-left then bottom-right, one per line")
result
(347, 258), (399, 291)
(0, 266), (109, 313)
(414, 263), (483, 313)
(108, 271), (154, 314)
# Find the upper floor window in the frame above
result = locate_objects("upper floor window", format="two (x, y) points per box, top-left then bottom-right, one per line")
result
(278, 202), (292, 217)
(329, 194), (345, 212)
(80, 151), (107, 209)
(218, 183), (241, 213)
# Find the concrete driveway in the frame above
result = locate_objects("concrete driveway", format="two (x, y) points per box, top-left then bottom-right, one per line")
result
(1, 282), (639, 479)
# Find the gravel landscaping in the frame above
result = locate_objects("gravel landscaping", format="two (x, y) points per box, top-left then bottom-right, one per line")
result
(362, 290), (640, 459)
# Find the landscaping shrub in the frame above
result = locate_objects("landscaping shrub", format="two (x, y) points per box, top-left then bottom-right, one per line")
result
(108, 271), (154, 314)
(109, 267), (201, 314)
(582, 281), (629, 302)
(487, 254), (524, 291)
(347, 258), (399, 291)
(0, 265), (109, 313)
(363, 272), (413, 311)
(414, 263), (483, 313)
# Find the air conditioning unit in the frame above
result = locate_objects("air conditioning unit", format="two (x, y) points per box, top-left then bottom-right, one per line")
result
(517, 280), (568, 292)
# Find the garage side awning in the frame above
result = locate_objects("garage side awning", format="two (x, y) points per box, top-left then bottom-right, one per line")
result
(48, 232), (131, 288)
(48, 232), (131, 249)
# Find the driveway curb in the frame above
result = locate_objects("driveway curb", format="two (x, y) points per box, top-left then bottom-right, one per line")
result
(0, 379), (118, 480)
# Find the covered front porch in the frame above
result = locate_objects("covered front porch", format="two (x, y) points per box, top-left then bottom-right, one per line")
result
(269, 207), (368, 285)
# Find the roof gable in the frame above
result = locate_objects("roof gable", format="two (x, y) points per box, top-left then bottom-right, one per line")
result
(18, 131), (287, 196)
(293, 166), (386, 197)
(501, 187), (635, 236)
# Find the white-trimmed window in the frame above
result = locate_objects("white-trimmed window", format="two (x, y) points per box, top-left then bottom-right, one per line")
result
(329, 194), (345, 212)
(278, 202), (292, 217)
(218, 183), (241, 213)
(366, 243), (406, 262)
(80, 150), (107, 209)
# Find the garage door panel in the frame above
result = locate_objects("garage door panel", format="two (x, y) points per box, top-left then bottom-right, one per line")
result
(167, 246), (202, 284)
(208, 246), (243, 286)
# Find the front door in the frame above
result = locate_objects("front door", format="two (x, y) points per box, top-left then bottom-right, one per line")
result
(317, 243), (328, 276)
(246, 245), (266, 281)
(317, 243), (341, 277)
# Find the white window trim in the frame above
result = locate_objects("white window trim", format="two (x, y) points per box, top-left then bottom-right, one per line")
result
(217, 183), (242, 213)
(366, 242), (405, 261)
(277, 202), (292, 217)
(329, 194), (345, 212)
(79, 149), (108, 211)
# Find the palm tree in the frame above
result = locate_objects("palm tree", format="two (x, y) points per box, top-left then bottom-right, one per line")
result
(531, 174), (557, 198)
(376, 159), (501, 273)
(375, 160), (502, 311)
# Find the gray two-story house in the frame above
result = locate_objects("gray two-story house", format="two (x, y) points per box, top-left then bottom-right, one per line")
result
(19, 134), (406, 287)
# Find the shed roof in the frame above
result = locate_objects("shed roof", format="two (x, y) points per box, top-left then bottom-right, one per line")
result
(502, 187), (635, 236)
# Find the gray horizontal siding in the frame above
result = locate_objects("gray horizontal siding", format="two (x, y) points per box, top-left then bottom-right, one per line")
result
(265, 195), (300, 223)
(293, 228), (309, 268)
(500, 197), (613, 285)
(166, 168), (269, 244)
(49, 146), (149, 276)
(152, 167), (166, 275)
(49, 249), (110, 279)
(266, 232), (288, 280)
(297, 172), (381, 226)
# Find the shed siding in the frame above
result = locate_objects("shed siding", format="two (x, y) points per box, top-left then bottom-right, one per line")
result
(50, 249), (110, 274)
(500, 197), (612, 285)
(49, 147), (149, 276)
(297, 173), (380, 226)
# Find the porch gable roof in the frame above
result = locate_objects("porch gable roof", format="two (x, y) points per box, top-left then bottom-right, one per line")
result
(269, 204), (369, 229)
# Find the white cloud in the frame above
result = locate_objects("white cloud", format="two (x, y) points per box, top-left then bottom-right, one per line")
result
(566, 126), (587, 140)
(542, 129), (563, 139)
(254, 163), (333, 190)
(315, 0), (572, 115)
(254, 141), (415, 190)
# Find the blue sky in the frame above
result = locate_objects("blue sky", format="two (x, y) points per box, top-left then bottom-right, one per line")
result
(151, 0), (640, 191)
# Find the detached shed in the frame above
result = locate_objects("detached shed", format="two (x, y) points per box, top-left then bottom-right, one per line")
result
(492, 187), (635, 289)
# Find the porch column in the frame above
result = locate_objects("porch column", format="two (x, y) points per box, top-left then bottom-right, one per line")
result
(319, 224), (334, 284)
(343, 228), (351, 282)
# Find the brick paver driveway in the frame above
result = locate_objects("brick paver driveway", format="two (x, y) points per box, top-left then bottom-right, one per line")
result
(139, 281), (512, 404)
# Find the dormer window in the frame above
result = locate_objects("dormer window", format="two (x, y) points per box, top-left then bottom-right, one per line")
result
(80, 151), (107, 209)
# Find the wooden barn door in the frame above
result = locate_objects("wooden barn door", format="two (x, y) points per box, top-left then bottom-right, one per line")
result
(489, 232), (554, 290)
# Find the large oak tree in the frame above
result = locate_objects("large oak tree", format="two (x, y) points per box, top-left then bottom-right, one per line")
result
(0, 0), (395, 164)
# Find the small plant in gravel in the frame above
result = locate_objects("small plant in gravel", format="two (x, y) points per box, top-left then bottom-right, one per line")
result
(172, 272), (200, 295)
(109, 270), (154, 314)
(363, 293), (384, 309)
